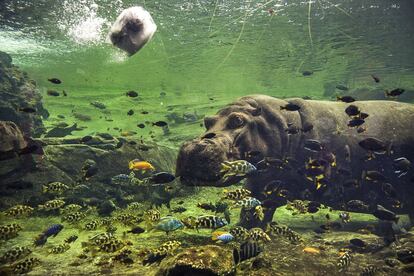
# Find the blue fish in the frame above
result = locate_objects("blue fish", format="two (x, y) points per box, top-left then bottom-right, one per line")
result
(154, 217), (184, 235)
(212, 232), (234, 243)
(34, 224), (64, 247)
(111, 174), (131, 185)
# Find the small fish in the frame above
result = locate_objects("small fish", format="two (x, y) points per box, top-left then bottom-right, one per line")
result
(144, 172), (175, 185)
(38, 199), (65, 211)
(254, 205), (264, 221)
(339, 212), (351, 223)
(335, 84), (349, 91)
(127, 226), (145, 234)
(90, 101), (106, 109)
(346, 200), (369, 212)
(285, 124), (300, 135)
(230, 226), (250, 241)
(99, 238), (125, 252)
(212, 231), (234, 243)
(196, 215), (228, 230)
(3, 205), (34, 217)
(393, 157), (411, 177)
(126, 90), (138, 97)
(361, 265), (378, 276)
(222, 188), (251, 200)
(359, 112), (369, 119)
(12, 257), (41, 274)
(64, 235), (78, 244)
(363, 170), (386, 182)
(232, 197), (261, 210)
(373, 204), (399, 222)
(61, 204), (82, 214)
(47, 90), (60, 96)
(0, 246), (32, 264)
(304, 139), (323, 152)
(280, 103), (300, 111)
(345, 105), (360, 117)
(350, 238), (366, 248)
(62, 90), (67, 96)
(233, 241), (262, 265)
(127, 109), (134, 116)
(18, 107), (37, 113)
(385, 88), (404, 97)
(348, 118), (365, 128)
(248, 228), (271, 242)
(128, 160), (155, 171)
(0, 224), (22, 240)
(34, 224), (64, 246)
(154, 217), (184, 235)
(358, 138), (388, 154)
(357, 126), (367, 133)
(61, 212), (86, 223)
(42, 182), (70, 194)
(141, 111), (149, 114)
(142, 240), (181, 266)
(84, 220), (100, 231)
(197, 202), (216, 211)
(48, 78), (61, 84)
(144, 209), (161, 223)
(267, 222), (302, 243)
(286, 200), (308, 215)
(137, 123), (145, 128)
(80, 135), (93, 143)
(302, 71), (313, 76)
(171, 206), (187, 213)
(371, 75), (380, 83)
(152, 121), (168, 127)
(337, 96), (355, 103)
(49, 243), (70, 254)
(337, 251), (352, 272)
(303, 247), (320, 254)
(220, 160), (257, 181)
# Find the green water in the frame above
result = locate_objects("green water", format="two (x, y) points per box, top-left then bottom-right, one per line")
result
(1, 0), (414, 146)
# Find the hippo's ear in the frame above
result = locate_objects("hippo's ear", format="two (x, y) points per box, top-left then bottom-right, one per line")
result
(249, 107), (262, 116)
(204, 116), (218, 129)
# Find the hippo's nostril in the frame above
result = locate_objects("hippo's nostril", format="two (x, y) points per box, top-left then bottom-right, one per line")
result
(202, 133), (216, 139)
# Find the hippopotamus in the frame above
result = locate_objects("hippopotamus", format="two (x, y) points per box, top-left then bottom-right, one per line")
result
(176, 95), (414, 227)
(109, 6), (157, 56)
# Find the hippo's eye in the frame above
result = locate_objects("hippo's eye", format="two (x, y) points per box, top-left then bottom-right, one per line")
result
(227, 114), (245, 129)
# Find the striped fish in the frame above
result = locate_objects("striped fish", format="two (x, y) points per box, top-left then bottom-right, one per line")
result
(233, 241), (262, 265)
(196, 215), (228, 230)
(267, 222), (302, 243)
(337, 251), (352, 272)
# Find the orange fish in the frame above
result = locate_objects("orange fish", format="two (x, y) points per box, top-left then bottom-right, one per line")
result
(303, 247), (320, 254)
(128, 160), (155, 171)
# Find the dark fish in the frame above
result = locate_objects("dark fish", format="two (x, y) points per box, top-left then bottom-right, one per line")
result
(280, 103), (300, 111)
(346, 200), (369, 212)
(363, 170), (386, 182)
(285, 125), (299, 135)
(48, 78), (61, 84)
(233, 241), (262, 265)
(64, 235), (78, 243)
(62, 90), (67, 96)
(393, 157), (411, 177)
(147, 172), (175, 184)
(304, 139), (323, 152)
(350, 238), (366, 248)
(337, 96), (355, 103)
(359, 138), (388, 154)
(152, 121), (168, 127)
(160, 92), (166, 97)
(263, 180), (283, 197)
(80, 135), (93, 143)
(171, 207), (187, 213)
(137, 123), (145, 128)
(385, 88), (404, 97)
(34, 224), (64, 246)
(357, 126), (366, 133)
(336, 84), (349, 91)
(126, 90), (138, 97)
(197, 202), (216, 211)
(359, 112), (369, 119)
(348, 118), (365, 128)
(373, 205), (399, 222)
(18, 107), (37, 113)
(127, 109), (134, 116)
(302, 71), (313, 76)
(345, 105), (360, 117)
(371, 75), (380, 83)
(177, 201), (184, 205)
(127, 226), (145, 234)
(84, 166), (99, 180)
(142, 111), (149, 114)
(47, 90), (60, 96)
(256, 157), (286, 170)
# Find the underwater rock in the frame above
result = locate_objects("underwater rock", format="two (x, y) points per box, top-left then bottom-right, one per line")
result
(397, 248), (414, 264)
(0, 51), (47, 137)
(176, 95), (414, 227)
(157, 245), (233, 276)
(109, 6), (157, 56)
(0, 121), (28, 154)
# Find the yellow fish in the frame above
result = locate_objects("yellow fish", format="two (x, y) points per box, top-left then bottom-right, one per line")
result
(128, 160), (155, 171)
(303, 247), (320, 254)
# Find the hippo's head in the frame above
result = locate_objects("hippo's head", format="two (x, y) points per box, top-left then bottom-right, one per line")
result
(176, 96), (292, 187)
(109, 6), (157, 56)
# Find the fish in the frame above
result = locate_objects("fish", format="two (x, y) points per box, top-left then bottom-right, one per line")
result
(47, 90), (60, 96)
(348, 118), (365, 128)
(337, 96), (355, 103)
(153, 217), (184, 235)
(127, 226), (145, 234)
(286, 200), (308, 215)
(233, 241), (262, 265)
(0, 224), (22, 240)
(346, 200), (369, 212)
(358, 137), (388, 154)
(248, 228), (271, 242)
(80, 135), (93, 143)
(280, 103), (300, 111)
(128, 160), (155, 171)
(18, 106), (37, 113)
(304, 139), (323, 152)
(222, 188), (251, 200)
(84, 220), (100, 231)
(171, 206), (187, 213)
(337, 251), (352, 272)
(61, 212), (86, 223)
(144, 209), (161, 224)
(137, 123), (145, 128)
(285, 124), (300, 135)
(359, 112), (369, 119)
(220, 160), (257, 181)
(232, 197), (261, 210)
(127, 109), (134, 116)
(303, 247), (320, 254)
(3, 205), (34, 217)
(141, 111), (149, 114)
(144, 172), (175, 185)
(371, 75), (380, 83)
(34, 224), (64, 246)
(38, 199), (65, 211)
(42, 182), (70, 194)
(90, 101), (106, 109)
(12, 257), (41, 274)
(212, 231), (234, 243)
(345, 105), (360, 117)
(89, 232), (116, 246)
(357, 126), (367, 133)
(363, 170), (386, 182)
(335, 84), (349, 91)
(126, 90), (138, 97)
(61, 204), (82, 214)
(256, 157), (288, 170)
(142, 240), (181, 266)
(0, 246), (32, 264)
(152, 121), (168, 127)
(195, 215), (228, 230)
(349, 238), (366, 248)
(111, 174), (131, 186)
(267, 222), (302, 243)
(373, 205), (399, 222)
(62, 90), (67, 96)
(339, 212), (351, 223)
(393, 157), (411, 177)
(385, 88), (404, 97)
(48, 78), (61, 84)
(262, 180), (283, 197)
(73, 112), (92, 121)
(64, 235), (78, 244)
(197, 202), (216, 211)
(254, 205), (264, 221)
(99, 238), (126, 252)
(229, 226), (250, 241)
(49, 243), (70, 254)
(302, 71), (313, 76)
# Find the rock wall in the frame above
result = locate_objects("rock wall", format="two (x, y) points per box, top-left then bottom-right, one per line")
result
(0, 51), (48, 137)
